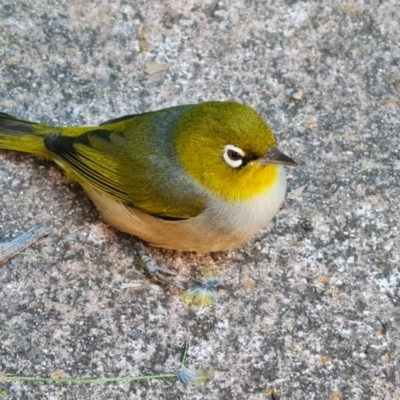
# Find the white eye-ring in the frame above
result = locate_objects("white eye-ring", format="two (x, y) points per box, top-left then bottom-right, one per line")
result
(223, 144), (246, 168)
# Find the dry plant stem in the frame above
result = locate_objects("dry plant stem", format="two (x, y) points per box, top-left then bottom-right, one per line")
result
(0, 225), (49, 265)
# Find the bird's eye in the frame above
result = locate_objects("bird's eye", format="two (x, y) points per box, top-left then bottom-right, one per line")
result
(227, 149), (242, 161)
(223, 144), (246, 168)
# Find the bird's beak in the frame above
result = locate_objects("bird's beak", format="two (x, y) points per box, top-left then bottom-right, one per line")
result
(257, 147), (297, 166)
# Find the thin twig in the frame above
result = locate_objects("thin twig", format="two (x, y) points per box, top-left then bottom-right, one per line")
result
(0, 342), (206, 385)
(0, 225), (50, 265)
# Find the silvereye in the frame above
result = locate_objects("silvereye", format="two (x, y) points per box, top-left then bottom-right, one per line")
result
(0, 101), (296, 252)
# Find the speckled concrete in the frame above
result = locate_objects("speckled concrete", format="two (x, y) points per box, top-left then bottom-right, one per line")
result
(1, 1), (400, 399)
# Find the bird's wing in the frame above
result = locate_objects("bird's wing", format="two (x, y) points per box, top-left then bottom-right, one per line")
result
(44, 128), (131, 203)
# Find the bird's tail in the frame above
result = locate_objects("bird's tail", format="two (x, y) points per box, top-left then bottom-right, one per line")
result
(0, 112), (55, 158)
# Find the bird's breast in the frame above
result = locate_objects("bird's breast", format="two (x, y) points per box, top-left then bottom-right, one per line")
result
(85, 166), (287, 252)
(200, 165), (287, 243)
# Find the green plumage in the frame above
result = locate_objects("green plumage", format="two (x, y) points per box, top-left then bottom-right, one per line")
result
(0, 107), (204, 219)
(0, 102), (296, 252)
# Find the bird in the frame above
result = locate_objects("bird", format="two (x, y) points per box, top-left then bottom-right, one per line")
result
(0, 101), (296, 253)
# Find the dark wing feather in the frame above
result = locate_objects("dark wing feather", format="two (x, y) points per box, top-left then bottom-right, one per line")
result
(44, 129), (131, 203)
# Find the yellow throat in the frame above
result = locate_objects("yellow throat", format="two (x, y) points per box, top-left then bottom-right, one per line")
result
(175, 101), (280, 202)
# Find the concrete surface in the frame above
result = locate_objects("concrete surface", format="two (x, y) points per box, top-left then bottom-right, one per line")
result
(1, 0), (399, 399)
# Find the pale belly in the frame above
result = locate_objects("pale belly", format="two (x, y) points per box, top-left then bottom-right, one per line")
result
(85, 166), (287, 252)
